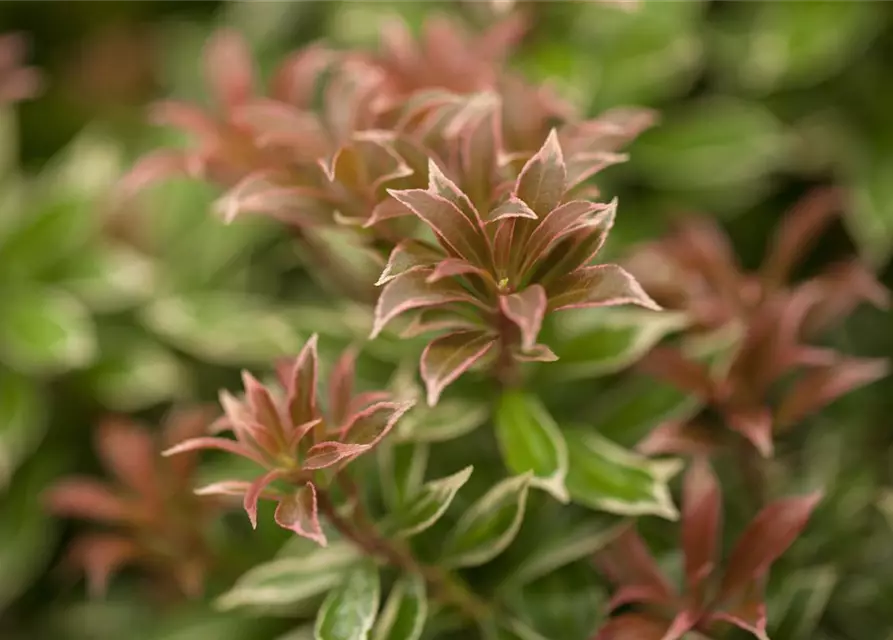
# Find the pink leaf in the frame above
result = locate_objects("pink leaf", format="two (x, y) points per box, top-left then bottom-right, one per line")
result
(387, 188), (489, 266)
(230, 99), (328, 158)
(371, 268), (489, 338)
(241, 370), (287, 444)
(204, 29), (254, 110)
(719, 492), (823, 603)
(637, 347), (722, 402)
(426, 258), (494, 284)
(117, 150), (191, 199)
(65, 535), (142, 599)
(520, 199), (615, 276)
(376, 240), (443, 286)
(328, 347), (357, 429)
(420, 331), (498, 405)
(709, 588), (770, 640)
(660, 610), (700, 640)
(426, 158), (482, 225)
(365, 197), (414, 228)
(514, 129), (567, 216)
(193, 481), (253, 497)
(595, 613), (670, 640)
(43, 479), (132, 524)
(400, 307), (488, 338)
(215, 173), (331, 225)
(636, 420), (722, 458)
(682, 458), (722, 598)
(500, 285), (547, 350)
(486, 195), (537, 224)
(148, 100), (220, 141)
(274, 483), (327, 546)
(595, 527), (677, 606)
(340, 401), (415, 448)
(270, 44), (335, 107)
(286, 335), (320, 431)
(565, 151), (628, 192)
(219, 390), (276, 453)
(243, 469), (283, 529)
(547, 265), (661, 311)
(727, 406), (774, 458)
(302, 441), (370, 470)
(776, 357), (889, 428)
(514, 343), (559, 362)
(94, 419), (159, 504)
(672, 218), (743, 309)
(161, 406), (216, 483)
(162, 436), (267, 467)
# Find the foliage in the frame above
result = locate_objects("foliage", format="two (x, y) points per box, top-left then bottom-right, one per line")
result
(1, 2), (892, 640)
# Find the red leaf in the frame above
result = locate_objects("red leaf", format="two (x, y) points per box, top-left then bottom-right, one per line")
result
(328, 347), (357, 428)
(500, 285), (547, 350)
(388, 188), (489, 266)
(285, 335), (320, 431)
(148, 100), (220, 142)
(486, 195), (538, 224)
(636, 420), (723, 458)
(461, 99), (501, 208)
(214, 172), (332, 225)
(776, 357), (889, 428)
(43, 479), (132, 524)
(270, 44), (335, 107)
(637, 347), (722, 402)
(420, 331), (498, 405)
(371, 268), (489, 338)
(594, 614), (670, 640)
(365, 197), (414, 228)
(243, 469), (283, 529)
(302, 441), (370, 470)
(682, 458), (722, 598)
(596, 527), (677, 607)
(340, 401), (415, 448)
(230, 99), (328, 159)
(65, 535), (142, 599)
(400, 307), (488, 338)
(514, 128), (567, 216)
(241, 370), (287, 444)
(520, 199), (616, 277)
(162, 436), (267, 467)
(761, 187), (842, 287)
(203, 29), (254, 110)
(547, 265), (660, 311)
(94, 419), (159, 504)
(117, 150), (192, 199)
(565, 151), (628, 192)
(217, 390), (276, 454)
(719, 492), (822, 603)
(274, 483), (327, 546)
(727, 406), (774, 458)
(161, 406), (216, 484)
(710, 589), (770, 640)
(427, 157), (482, 225)
(673, 218), (743, 308)
(426, 257), (494, 284)
(376, 240), (443, 286)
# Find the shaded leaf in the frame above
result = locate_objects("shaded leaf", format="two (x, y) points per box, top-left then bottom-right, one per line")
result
(388, 466), (473, 538)
(0, 371), (46, 488)
(420, 330), (497, 406)
(315, 561), (380, 640)
(547, 265), (660, 312)
(371, 575), (427, 640)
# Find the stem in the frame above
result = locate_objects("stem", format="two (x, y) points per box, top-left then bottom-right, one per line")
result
(494, 310), (521, 390)
(316, 488), (491, 622)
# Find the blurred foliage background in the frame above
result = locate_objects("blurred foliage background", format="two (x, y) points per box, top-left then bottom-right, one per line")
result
(1, 1), (892, 639)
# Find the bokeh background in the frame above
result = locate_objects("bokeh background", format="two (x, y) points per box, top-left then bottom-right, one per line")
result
(1, 1), (892, 639)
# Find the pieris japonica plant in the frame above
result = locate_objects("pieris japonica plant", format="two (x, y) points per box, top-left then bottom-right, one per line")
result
(60, 5), (887, 640)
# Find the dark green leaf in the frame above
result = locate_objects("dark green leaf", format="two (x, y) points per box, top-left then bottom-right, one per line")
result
(388, 466), (473, 538)
(0, 370), (46, 488)
(315, 561), (380, 640)
(372, 575), (427, 640)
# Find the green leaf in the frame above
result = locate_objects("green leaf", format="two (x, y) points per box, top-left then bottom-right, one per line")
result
(315, 561), (380, 640)
(38, 127), (124, 199)
(502, 517), (623, 590)
(0, 287), (97, 374)
(394, 397), (489, 443)
(86, 330), (190, 411)
(480, 617), (550, 640)
(847, 149), (893, 269)
(371, 575), (427, 640)
(495, 391), (569, 503)
(0, 371), (46, 489)
(565, 429), (681, 519)
(378, 442), (430, 512)
(387, 466), (473, 538)
(61, 243), (155, 313)
(0, 194), (95, 278)
(632, 97), (786, 190)
(715, 2), (880, 94)
(547, 308), (690, 380)
(0, 457), (61, 609)
(141, 292), (306, 365)
(768, 566), (838, 640)
(277, 627), (316, 640)
(442, 473), (532, 568)
(216, 541), (362, 611)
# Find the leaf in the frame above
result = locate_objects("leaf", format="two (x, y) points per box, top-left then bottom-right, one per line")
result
(768, 566), (838, 640)
(514, 130), (567, 216)
(499, 286), (547, 351)
(495, 390), (569, 502)
(86, 330), (190, 411)
(565, 429), (681, 519)
(388, 466), (473, 538)
(547, 265), (660, 312)
(547, 308), (689, 380)
(393, 396), (489, 443)
(315, 561), (380, 640)
(59, 243), (155, 313)
(632, 97), (786, 190)
(442, 473), (532, 568)
(378, 442), (430, 511)
(0, 287), (97, 374)
(371, 575), (427, 640)
(141, 292), (305, 365)
(420, 330), (497, 406)
(846, 148), (893, 268)
(216, 541), (362, 611)
(0, 371), (46, 489)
